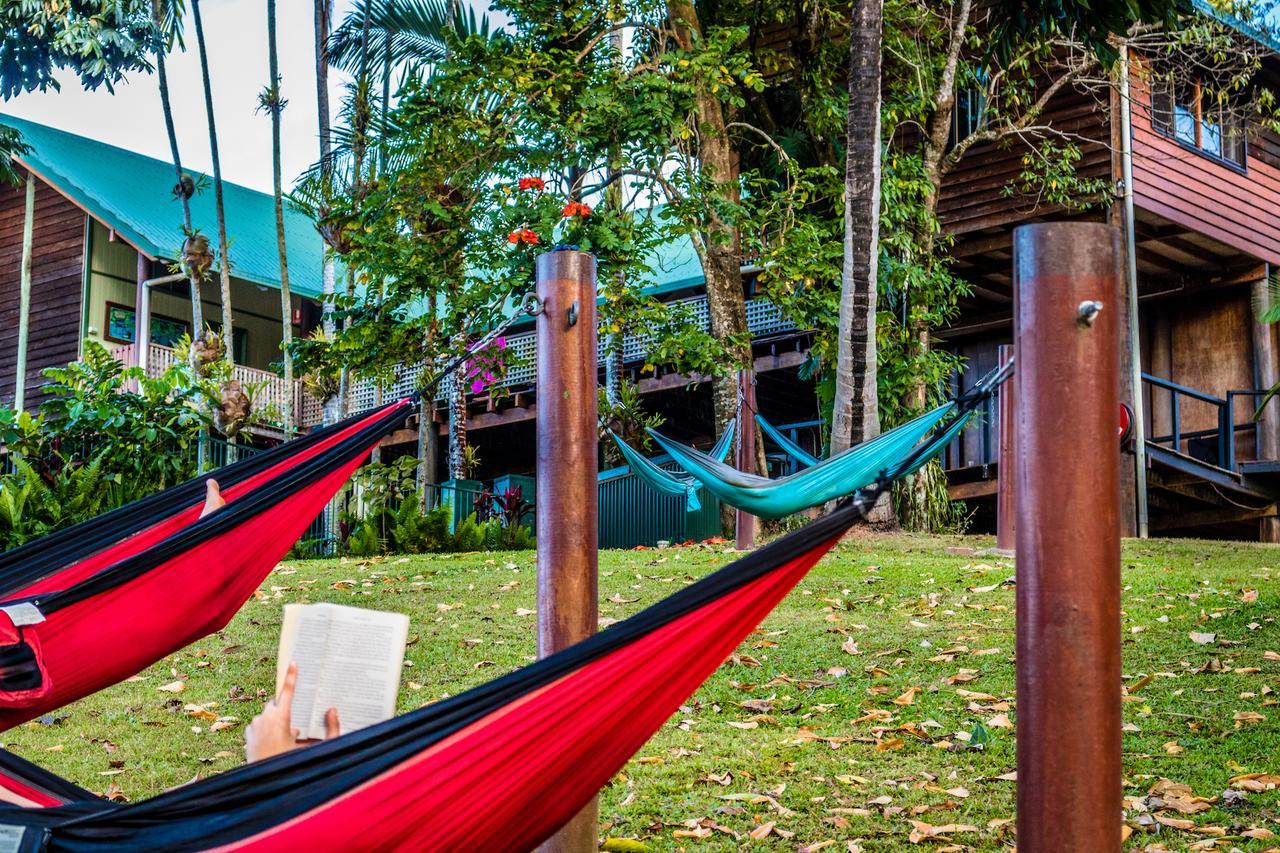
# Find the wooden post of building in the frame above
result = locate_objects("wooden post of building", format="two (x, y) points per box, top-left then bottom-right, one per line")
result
(14, 173), (35, 411)
(1014, 222), (1122, 852)
(1251, 269), (1280, 543)
(735, 369), (758, 550)
(995, 344), (1015, 552)
(535, 248), (599, 853)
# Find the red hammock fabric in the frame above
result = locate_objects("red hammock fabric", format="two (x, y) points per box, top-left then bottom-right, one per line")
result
(0, 402), (409, 731)
(218, 530), (842, 851)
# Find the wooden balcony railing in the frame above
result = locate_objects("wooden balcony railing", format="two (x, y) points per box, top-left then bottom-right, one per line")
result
(111, 343), (324, 431)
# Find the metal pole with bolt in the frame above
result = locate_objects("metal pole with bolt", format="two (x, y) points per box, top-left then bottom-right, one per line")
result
(535, 248), (599, 853)
(1014, 222), (1122, 852)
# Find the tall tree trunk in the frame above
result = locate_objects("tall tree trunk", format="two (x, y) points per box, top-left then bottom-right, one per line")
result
(668, 0), (753, 528)
(831, 0), (883, 457)
(15, 172), (34, 412)
(192, 0), (235, 363)
(315, 0), (341, 426)
(151, 0), (203, 335)
(448, 376), (467, 480)
(266, 0), (294, 436)
(831, 0), (893, 525)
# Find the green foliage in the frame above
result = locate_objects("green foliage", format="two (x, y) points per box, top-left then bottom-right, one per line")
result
(599, 381), (665, 452)
(0, 458), (111, 551)
(0, 340), (214, 547)
(0, 0), (169, 100)
(337, 458), (533, 555)
(0, 126), (30, 188)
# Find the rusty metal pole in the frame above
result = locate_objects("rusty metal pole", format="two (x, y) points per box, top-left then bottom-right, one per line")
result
(535, 248), (599, 853)
(1014, 222), (1122, 852)
(735, 368), (758, 550)
(996, 344), (1016, 552)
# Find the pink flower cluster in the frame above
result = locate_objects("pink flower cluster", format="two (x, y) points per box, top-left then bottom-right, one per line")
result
(464, 336), (508, 394)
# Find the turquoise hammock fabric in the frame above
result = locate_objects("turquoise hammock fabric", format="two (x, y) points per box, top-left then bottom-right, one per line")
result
(646, 404), (970, 519)
(608, 419), (735, 512)
(755, 415), (822, 468)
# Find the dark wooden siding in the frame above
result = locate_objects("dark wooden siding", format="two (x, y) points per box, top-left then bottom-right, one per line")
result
(1130, 61), (1280, 266)
(938, 86), (1113, 236)
(0, 174), (86, 408)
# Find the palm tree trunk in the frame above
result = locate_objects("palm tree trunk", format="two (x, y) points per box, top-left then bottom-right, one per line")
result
(448, 375), (467, 480)
(151, 0), (203, 335)
(831, 0), (893, 525)
(266, 0), (294, 437)
(831, 0), (882, 458)
(315, 0), (341, 426)
(192, 0), (235, 364)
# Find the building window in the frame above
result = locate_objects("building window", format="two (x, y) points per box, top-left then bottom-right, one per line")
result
(1151, 75), (1247, 167)
(949, 82), (987, 149)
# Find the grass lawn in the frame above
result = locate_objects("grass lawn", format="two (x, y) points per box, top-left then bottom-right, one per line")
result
(5, 533), (1279, 851)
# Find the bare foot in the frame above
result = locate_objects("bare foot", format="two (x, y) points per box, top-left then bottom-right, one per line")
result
(200, 479), (226, 518)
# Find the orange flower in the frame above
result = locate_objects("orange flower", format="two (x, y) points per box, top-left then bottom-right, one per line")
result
(521, 229), (540, 245)
(518, 177), (545, 192)
(561, 201), (592, 218)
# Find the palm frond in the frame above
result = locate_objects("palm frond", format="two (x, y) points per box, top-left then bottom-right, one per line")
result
(327, 0), (494, 78)
(0, 126), (30, 188)
(1252, 270), (1280, 325)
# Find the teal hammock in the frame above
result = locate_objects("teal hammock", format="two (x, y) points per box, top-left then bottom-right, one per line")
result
(608, 418), (736, 513)
(755, 415), (822, 469)
(643, 404), (975, 520)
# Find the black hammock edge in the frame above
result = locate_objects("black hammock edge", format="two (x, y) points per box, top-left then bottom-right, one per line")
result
(0, 382), (1001, 851)
(28, 401), (415, 616)
(0, 400), (410, 596)
(0, 751), (95, 806)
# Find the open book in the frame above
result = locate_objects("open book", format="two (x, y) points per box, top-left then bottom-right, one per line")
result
(275, 603), (410, 740)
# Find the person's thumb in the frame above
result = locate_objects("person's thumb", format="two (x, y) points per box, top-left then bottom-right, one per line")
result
(324, 707), (341, 740)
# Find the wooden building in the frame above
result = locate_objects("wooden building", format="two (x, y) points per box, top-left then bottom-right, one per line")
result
(940, 21), (1280, 540)
(0, 116), (325, 428)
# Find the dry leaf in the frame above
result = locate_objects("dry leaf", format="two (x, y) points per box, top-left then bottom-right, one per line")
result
(158, 681), (185, 693)
(1189, 632), (1216, 645)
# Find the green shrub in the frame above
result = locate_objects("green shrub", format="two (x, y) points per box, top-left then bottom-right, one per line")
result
(452, 513), (486, 552)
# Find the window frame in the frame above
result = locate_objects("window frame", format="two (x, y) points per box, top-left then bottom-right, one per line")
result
(1150, 71), (1249, 173)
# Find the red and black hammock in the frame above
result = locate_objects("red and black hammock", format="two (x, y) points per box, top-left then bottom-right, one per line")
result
(0, 399), (415, 730)
(0, 499), (857, 851)
(0, 376), (998, 849)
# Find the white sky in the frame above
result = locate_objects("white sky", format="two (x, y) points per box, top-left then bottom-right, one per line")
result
(5, 0), (361, 194)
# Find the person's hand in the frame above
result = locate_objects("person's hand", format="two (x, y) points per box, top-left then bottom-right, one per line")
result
(244, 662), (341, 762)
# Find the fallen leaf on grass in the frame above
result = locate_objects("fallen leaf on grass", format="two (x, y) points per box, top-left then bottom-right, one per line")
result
(1154, 815), (1196, 830)
(906, 820), (979, 844)
(893, 688), (919, 706)
(1233, 711), (1266, 727)
(1189, 632), (1216, 645)
(157, 681), (185, 693)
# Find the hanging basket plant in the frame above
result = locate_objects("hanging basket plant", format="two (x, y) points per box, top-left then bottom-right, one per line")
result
(181, 231), (214, 281)
(214, 379), (252, 438)
(189, 331), (225, 377)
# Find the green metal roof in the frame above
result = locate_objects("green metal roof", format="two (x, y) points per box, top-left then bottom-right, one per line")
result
(1192, 0), (1280, 57)
(1, 116), (326, 298)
